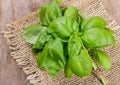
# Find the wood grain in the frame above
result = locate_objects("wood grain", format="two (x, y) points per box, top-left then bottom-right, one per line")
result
(0, 0), (120, 85)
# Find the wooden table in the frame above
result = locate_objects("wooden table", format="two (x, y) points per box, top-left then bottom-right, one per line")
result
(0, 0), (120, 85)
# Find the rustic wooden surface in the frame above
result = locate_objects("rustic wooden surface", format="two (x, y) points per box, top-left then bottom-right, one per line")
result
(0, 0), (120, 85)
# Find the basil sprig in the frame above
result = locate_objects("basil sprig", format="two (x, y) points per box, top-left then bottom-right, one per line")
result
(23, 0), (116, 80)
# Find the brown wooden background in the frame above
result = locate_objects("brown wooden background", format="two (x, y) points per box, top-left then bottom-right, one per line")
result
(0, 0), (120, 85)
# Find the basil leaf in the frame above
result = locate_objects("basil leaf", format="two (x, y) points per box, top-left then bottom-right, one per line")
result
(79, 12), (88, 21)
(69, 49), (92, 77)
(78, 13), (88, 29)
(36, 51), (43, 68)
(37, 39), (66, 77)
(64, 7), (78, 20)
(32, 29), (53, 53)
(49, 16), (79, 42)
(64, 58), (73, 78)
(49, 39), (66, 66)
(54, 0), (62, 4)
(81, 16), (107, 31)
(39, 1), (62, 26)
(68, 34), (82, 57)
(93, 50), (112, 71)
(46, 1), (62, 23)
(23, 24), (46, 44)
(38, 3), (50, 25)
(81, 27), (116, 48)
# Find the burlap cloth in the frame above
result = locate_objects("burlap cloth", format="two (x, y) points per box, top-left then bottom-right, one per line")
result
(3, 0), (120, 85)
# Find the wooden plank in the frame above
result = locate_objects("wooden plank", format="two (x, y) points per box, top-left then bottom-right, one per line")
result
(0, 0), (46, 85)
(0, 0), (120, 85)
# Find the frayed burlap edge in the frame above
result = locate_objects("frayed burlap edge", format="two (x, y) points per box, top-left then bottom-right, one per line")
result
(3, 0), (120, 85)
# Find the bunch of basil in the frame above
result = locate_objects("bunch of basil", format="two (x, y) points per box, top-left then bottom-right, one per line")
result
(23, 0), (116, 78)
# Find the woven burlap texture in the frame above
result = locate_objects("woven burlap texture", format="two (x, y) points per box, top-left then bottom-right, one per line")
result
(3, 0), (120, 85)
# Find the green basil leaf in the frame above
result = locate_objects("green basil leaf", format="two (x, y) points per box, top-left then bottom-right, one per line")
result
(64, 58), (73, 78)
(79, 12), (88, 21)
(37, 39), (66, 77)
(38, 3), (50, 25)
(79, 13), (88, 25)
(81, 27), (116, 48)
(54, 0), (62, 4)
(49, 39), (66, 66)
(39, 1), (62, 26)
(68, 34), (82, 57)
(69, 49), (92, 77)
(36, 51), (43, 68)
(93, 50), (112, 71)
(49, 16), (79, 42)
(78, 13), (88, 30)
(32, 29), (53, 53)
(46, 2), (62, 23)
(64, 7), (78, 20)
(23, 24), (46, 44)
(81, 16), (107, 31)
